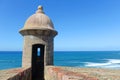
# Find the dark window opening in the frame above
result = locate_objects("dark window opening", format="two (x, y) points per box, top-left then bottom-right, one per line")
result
(32, 44), (45, 80)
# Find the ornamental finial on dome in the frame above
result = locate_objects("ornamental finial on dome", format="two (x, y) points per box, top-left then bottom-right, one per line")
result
(36, 5), (44, 14)
(38, 5), (43, 10)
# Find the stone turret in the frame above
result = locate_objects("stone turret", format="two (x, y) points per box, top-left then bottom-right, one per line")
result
(19, 6), (58, 80)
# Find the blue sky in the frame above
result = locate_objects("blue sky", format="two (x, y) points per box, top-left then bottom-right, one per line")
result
(0, 0), (120, 51)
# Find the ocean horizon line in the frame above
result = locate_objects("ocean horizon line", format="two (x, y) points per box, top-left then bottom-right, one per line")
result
(0, 51), (120, 69)
(0, 50), (120, 52)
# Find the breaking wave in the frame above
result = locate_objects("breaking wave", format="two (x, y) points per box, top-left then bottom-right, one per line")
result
(85, 59), (120, 69)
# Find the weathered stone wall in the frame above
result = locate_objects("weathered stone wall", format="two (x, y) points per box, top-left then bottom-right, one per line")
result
(45, 66), (98, 80)
(45, 66), (120, 80)
(0, 67), (31, 80)
(22, 30), (54, 68)
(0, 66), (120, 80)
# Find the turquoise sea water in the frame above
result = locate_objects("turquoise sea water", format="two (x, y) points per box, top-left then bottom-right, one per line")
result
(0, 51), (120, 70)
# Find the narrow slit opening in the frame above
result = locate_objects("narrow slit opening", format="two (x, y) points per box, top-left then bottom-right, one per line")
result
(37, 48), (41, 56)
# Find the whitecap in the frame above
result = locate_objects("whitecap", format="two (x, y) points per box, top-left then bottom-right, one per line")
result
(107, 59), (120, 64)
(84, 59), (120, 69)
(85, 62), (111, 67)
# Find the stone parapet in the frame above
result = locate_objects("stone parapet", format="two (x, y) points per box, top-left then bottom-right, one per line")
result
(45, 66), (120, 80)
(0, 67), (31, 80)
(45, 66), (98, 80)
(0, 66), (120, 80)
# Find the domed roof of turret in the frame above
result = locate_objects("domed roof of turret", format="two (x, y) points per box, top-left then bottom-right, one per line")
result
(21, 6), (54, 30)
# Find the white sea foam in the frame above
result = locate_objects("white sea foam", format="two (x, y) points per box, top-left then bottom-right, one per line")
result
(85, 59), (120, 69)
(107, 59), (120, 64)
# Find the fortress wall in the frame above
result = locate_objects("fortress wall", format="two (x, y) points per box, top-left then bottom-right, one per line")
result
(45, 66), (98, 80)
(45, 66), (120, 80)
(0, 67), (31, 80)
(0, 66), (119, 80)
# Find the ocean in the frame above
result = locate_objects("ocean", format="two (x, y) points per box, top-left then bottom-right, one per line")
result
(0, 51), (120, 70)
